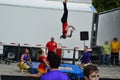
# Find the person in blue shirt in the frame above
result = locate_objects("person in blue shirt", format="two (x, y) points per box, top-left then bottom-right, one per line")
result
(40, 53), (70, 80)
(17, 48), (32, 73)
(81, 46), (91, 67)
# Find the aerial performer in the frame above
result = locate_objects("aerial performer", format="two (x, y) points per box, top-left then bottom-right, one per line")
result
(60, 0), (75, 39)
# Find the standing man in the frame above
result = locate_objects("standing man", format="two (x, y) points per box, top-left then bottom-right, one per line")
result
(111, 37), (120, 66)
(101, 41), (111, 65)
(81, 46), (91, 67)
(46, 37), (57, 59)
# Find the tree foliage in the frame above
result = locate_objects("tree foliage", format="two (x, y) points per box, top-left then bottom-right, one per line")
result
(92, 0), (120, 12)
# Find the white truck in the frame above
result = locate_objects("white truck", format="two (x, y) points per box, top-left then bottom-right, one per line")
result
(89, 8), (120, 64)
(96, 8), (120, 46)
(0, 0), (96, 61)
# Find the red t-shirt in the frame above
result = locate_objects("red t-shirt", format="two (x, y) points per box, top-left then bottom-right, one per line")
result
(39, 55), (47, 63)
(37, 55), (47, 74)
(46, 41), (57, 52)
(62, 22), (68, 34)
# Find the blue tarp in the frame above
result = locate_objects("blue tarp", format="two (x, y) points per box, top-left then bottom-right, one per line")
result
(30, 62), (84, 79)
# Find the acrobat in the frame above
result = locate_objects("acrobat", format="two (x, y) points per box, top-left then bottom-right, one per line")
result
(60, 0), (75, 39)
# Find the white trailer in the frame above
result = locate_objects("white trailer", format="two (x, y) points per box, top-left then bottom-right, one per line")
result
(0, 0), (96, 61)
(96, 8), (120, 46)
(89, 8), (120, 64)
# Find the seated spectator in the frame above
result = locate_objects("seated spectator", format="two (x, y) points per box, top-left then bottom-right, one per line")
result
(40, 53), (70, 80)
(27, 48), (49, 77)
(17, 48), (32, 73)
(84, 65), (99, 80)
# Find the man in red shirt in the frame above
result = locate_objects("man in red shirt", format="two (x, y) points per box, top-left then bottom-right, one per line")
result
(60, 0), (75, 39)
(46, 37), (57, 59)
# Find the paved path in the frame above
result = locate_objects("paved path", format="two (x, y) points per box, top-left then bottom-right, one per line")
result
(0, 62), (120, 79)
(0, 62), (26, 76)
(98, 66), (120, 79)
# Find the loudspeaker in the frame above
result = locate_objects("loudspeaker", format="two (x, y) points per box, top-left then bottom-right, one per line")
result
(80, 31), (89, 40)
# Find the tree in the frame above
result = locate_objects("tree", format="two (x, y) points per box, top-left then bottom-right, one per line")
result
(92, 0), (120, 12)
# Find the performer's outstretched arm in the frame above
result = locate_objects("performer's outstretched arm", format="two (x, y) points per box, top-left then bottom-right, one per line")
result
(67, 30), (73, 37)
